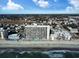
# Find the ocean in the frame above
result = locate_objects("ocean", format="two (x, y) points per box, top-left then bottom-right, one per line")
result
(0, 48), (79, 58)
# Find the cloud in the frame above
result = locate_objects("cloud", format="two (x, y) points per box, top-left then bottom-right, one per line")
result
(66, 0), (79, 12)
(2, 0), (24, 10)
(69, 0), (79, 7)
(33, 0), (49, 8)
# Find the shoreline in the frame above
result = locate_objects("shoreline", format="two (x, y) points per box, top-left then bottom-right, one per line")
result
(0, 47), (79, 51)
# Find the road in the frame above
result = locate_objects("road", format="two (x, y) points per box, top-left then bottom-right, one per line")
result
(0, 40), (79, 48)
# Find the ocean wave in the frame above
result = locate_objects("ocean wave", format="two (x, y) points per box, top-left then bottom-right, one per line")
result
(0, 49), (79, 58)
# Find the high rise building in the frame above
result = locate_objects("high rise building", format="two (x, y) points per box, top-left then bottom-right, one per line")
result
(25, 25), (50, 40)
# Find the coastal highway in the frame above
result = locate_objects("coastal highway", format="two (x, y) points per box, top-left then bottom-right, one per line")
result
(0, 40), (79, 48)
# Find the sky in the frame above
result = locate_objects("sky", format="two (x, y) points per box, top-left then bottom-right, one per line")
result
(0, 0), (79, 14)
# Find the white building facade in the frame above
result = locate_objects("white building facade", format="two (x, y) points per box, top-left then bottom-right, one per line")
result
(25, 25), (50, 40)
